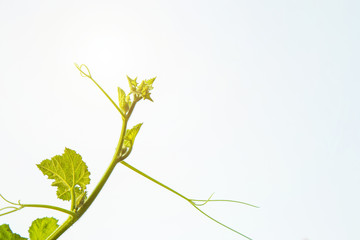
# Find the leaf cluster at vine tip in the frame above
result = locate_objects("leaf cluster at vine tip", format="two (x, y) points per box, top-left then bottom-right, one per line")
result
(127, 75), (156, 102)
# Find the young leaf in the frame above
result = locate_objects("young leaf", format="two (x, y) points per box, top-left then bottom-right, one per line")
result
(123, 123), (143, 148)
(37, 148), (91, 201)
(145, 77), (156, 90)
(138, 78), (156, 101)
(127, 76), (138, 92)
(28, 217), (59, 240)
(0, 224), (27, 240)
(137, 81), (145, 93)
(142, 90), (153, 102)
(118, 87), (129, 114)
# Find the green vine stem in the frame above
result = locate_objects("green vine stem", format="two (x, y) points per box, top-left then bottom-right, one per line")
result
(57, 64), (256, 240)
(46, 107), (131, 240)
(0, 64), (257, 239)
(46, 66), (144, 239)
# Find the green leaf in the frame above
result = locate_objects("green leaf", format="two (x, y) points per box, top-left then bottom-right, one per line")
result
(28, 217), (59, 240)
(137, 81), (145, 93)
(138, 78), (156, 101)
(118, 87), (129, 113)
(145, 77), (156, 90)
(37, 148), (91, 201)
(142, 90), (153, 102)
(0, 224), (27, 240)
(127, 76), (138, 92)
(124, 123), (143, 148)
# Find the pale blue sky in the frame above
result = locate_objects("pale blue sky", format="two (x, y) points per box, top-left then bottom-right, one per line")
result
(0, 0), (359, 239)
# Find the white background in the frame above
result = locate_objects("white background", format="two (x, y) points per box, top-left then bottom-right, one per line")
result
(0, 0), (359, 239)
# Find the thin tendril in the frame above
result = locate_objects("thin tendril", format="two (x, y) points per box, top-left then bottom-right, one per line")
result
(190, 198), (259, 208)
(120, 162), (256, 239)
(74, 63), (125, 117)
(0, 193), (76, 217)
(79, 64), (92, 78)
(191, 193), (215, 206)
(0, 206), (18, 211)
(0, 209), (20, 217)
(0, 206), (22, 217)
(192, 204), (252, 240)
(0, 193), (20, 206)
